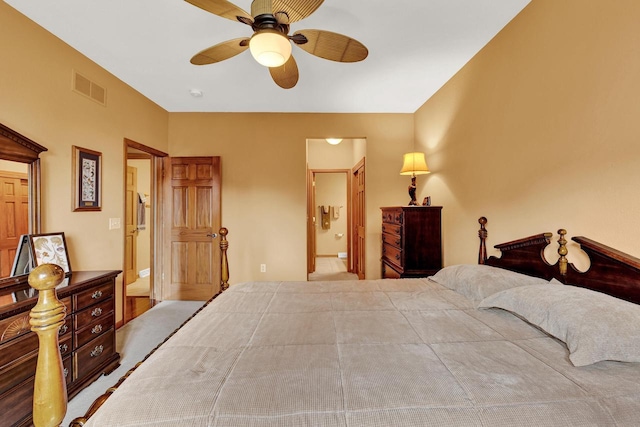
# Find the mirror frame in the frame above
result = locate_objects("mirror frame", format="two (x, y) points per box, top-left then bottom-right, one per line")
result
(0, 122), (47, 233)
(0, 122), (47, 287)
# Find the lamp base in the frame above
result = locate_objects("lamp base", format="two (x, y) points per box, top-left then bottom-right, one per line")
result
(407, 176), (417, 206)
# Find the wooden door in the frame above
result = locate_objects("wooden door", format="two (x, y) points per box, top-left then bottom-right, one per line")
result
(307, 167), (316, 274)
(124, 166), (138, 286)
(163, 157), (221, 300)
(352, 158), (366, 279)
(0, 172), (29, 277)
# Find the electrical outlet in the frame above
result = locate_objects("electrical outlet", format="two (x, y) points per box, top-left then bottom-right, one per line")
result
(260, 264), (266, 273)
(109, 218), (121, 230)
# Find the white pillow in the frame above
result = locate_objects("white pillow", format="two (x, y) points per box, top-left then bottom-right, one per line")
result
(479, 284), (640, 366)
(429, 264), (548, 306)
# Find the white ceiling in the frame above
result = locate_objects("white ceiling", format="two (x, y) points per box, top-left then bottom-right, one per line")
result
(5, 0), (530, 113)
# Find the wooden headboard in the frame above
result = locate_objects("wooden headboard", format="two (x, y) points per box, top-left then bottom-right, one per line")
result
(565, 236), (640, 305)
(478, 217), (640, 305)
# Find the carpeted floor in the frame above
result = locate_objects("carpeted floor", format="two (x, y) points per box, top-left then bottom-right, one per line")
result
(308, 257), (359, 281)
(62, 300), (205, 426)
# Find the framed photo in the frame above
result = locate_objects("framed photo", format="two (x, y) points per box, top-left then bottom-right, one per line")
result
(72, 145), (102, 211)
(29, 232), (72, 274)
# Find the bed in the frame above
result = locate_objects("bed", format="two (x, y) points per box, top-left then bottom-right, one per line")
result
(27, 218), (640, 426)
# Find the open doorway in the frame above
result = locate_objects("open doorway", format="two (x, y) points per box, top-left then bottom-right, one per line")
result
(123, 139), (168, 324)
(308, 170), (357, 281)
(306, 138), (366, 280)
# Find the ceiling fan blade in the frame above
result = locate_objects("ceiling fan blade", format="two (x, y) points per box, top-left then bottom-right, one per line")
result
(269, 55), (299, 89)
(293, 29), (368, 62)
(185, 0), (253, 25)
(190, 38), (250, 65)
(272, 0), (324, 24)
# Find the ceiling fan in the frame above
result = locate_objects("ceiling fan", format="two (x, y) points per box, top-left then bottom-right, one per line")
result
(185, 0), (369, 89)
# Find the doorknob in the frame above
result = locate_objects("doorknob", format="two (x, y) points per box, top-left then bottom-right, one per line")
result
(207, 233), (218, 238)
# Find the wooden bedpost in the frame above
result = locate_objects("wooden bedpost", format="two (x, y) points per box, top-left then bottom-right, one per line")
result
(28, 264), (68, 427)
(220, 227), (229, 291)
(478, 217), (488, 264)
(557, 229), (568, 276)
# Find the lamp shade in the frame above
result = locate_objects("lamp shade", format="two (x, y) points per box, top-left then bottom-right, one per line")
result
(249, 30), (292, 67)
(326, 138), (342, 145)
(400, 152), (430, 175)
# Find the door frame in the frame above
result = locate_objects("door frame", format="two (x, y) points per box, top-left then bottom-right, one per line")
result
(122, 138), (168, 325)
(306, 169), (352, 275)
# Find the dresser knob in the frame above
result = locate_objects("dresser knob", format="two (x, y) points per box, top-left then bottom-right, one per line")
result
(59, 343), (68, 353)
(91, 290), (103, 299)
(91, 307), (103, 317)
(91, 324), (103, 334)
(395, 254), (401, 261)
(59, 324), (68, 335)
(395, 239), (401, 245)
(63, 368), (69, 378)
(90, 345), (104, 357)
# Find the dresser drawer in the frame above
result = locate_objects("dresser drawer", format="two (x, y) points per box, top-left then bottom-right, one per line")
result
(74, 297), (113, 328)
(382, 243), (403, 268)
(382, 208), (404, 225)
(381, 231), (402, 248)
(58, 333), (72, 357)
(75, 312), (115, 348)
(0, 312), (31, 347)
(1, 376), (34, 427)
(58, 316), (72, 338)
(382, 262), (402, 279)
(74, 282), (113, 311)
(381, 221), (401, 235)
(0, 330), (37, 369)
(74, 327), (115, 380)
(0, 350), (36, 395)
(63, 355), (72, 385)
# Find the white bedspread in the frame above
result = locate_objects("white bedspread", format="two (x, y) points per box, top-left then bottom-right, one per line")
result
(83, 279), (640, 426)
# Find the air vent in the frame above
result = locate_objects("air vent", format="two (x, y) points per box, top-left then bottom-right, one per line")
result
(72, 70), (107, 106)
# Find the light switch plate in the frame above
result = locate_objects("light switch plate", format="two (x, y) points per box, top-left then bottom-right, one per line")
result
(109, 218), (121, 230)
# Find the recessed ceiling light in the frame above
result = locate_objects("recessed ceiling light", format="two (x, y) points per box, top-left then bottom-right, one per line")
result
(189, 89), (203, 98)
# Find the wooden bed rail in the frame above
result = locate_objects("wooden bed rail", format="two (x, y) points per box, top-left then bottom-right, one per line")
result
(28, 227), (230, 427)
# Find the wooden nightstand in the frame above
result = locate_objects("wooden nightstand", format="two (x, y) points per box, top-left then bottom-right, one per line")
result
(381, 206), (442, 278)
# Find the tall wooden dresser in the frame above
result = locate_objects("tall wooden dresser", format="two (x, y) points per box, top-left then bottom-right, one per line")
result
(381, 206), (442, 278)
(0, 270), (121, 427)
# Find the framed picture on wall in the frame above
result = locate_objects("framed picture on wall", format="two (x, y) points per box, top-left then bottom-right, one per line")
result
(29, 232), (72, 274)
(72, 145), (102, 211)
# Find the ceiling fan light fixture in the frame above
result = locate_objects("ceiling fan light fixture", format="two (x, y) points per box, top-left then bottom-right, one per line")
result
(249, 30), (292, 67)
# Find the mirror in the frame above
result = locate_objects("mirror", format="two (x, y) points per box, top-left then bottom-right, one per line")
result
(0, 122), (47, 283)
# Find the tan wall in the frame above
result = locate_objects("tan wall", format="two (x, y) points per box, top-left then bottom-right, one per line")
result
(0, 2), (169, 323)
(314, 173), (348, 256)
(414, 0), (640, 271)
(307, 138), (365, 169)
(168, 113), (414, 283)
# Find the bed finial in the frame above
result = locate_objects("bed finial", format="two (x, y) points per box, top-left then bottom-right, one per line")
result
(28, 263), (68, 427)
(219, 227), (230, 291)
(557, 229), (568, 276)
(478, 217), (488, 264)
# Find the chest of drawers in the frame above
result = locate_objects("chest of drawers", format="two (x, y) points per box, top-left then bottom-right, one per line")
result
(381, 206), (442, 278)
(0, 270), (121, 427)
